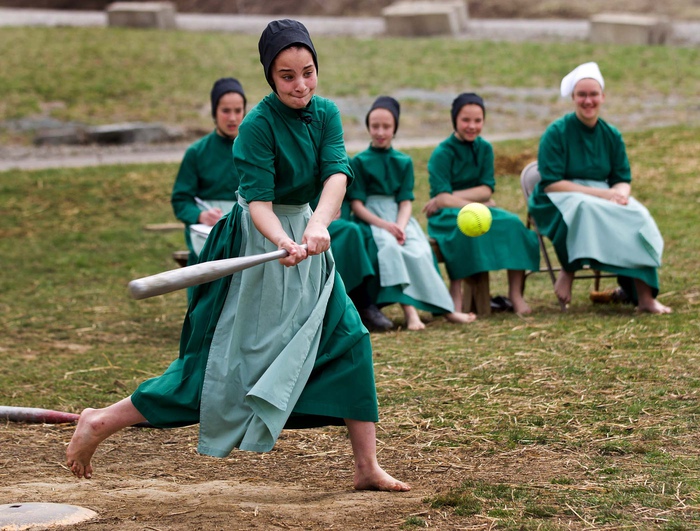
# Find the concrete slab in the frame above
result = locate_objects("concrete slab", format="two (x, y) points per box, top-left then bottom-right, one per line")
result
(106, 1), (176, 30)
(590, 12), (672, 45)
(0, 503), (97, 530)
(382, 1), (467, 36)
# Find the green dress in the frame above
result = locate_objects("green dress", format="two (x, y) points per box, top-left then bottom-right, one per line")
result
(132, 94), (378, 457)
(427, 135), (540, 280)
(529, 113), (662, 298)
(348, 145), (454, 313)
(171, 131), (239, 264)
(311, 196), (375, 295)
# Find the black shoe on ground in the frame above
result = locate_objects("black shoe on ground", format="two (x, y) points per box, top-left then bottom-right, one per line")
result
(359, 304), (393, 331)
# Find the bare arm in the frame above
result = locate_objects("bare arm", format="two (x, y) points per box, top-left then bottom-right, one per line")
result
(422, 185), (493, 216)
(305, 173), (348, 254)
(396, 200), (412, 230)
(351, 199), (406, 245)
(545, 180), (630, 205)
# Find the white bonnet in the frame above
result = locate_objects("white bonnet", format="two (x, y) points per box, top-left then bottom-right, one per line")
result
(560, 62), (605, 97)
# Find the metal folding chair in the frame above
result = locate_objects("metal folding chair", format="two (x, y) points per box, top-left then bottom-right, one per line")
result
(520, 161), (614, 311)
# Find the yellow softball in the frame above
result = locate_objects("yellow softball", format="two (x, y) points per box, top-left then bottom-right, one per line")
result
(457, 203), (492, 237)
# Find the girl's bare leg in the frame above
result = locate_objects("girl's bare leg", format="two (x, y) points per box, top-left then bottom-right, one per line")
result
(345, 419), (410, 492)
(66, 396), (146, 479)
(554, 270), (574, 306)
(634, 279), (671, 314)
(449, 278), (463, 312)
(401, 304), (425, 330)
(508, 270), (532, 315)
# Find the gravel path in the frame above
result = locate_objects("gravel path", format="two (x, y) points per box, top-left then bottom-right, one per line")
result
(1, 7), (698, 172)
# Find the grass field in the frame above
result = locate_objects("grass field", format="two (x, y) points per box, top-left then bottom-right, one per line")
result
(1, 27), (699, 145)
(1, 122), (699, 528)
(1, 21), (699, 529)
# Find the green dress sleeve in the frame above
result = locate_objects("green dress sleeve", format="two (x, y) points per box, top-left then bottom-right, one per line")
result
(320, 105), (354, 187)
(537, 119), (568, 190)
(606, 125), (632, 186)
(395, 154), (415, 203)
(234, 116), (277, 203)
(476, 139), (496, 192)
(171, 146), (204, 225)
(347, 155), (368, 203)
(428, 140), (454, 197)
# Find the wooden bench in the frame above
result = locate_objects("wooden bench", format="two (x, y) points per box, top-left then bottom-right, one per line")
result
(429, 238), (491, 315)
(172, 250), (189, 268)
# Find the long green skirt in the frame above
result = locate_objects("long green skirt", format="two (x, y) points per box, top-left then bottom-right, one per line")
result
(131, 201), (378, 456)
(427, 206), (540, 280)
(328, 218), (376, 293)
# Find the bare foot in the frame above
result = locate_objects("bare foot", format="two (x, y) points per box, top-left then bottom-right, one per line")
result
(66, 398), (145, 479)
(554, 270), (574, 305)
(402, 305), (425, 331)
(636, 299), (672, 314)
(66, 408), (104, 479)
(445, 311), (477, 324)
(354, 465), (411, 492)
(407, 318), (426, 331)
(510, 296), (532, 315)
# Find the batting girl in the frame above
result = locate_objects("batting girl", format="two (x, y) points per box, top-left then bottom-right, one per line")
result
(67, 19), (410, 492)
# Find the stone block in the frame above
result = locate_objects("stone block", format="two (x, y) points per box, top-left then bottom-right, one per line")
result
(85, 122), (171, 144)
(382, 1), (468, 37)
(589, 13), (672, 45)
(106, 2), (177, 30)
(34, 126), (87, 146)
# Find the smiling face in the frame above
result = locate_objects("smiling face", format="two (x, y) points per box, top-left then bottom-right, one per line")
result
(271, 46), (317, 109)
(453, 103), (484, 142)
(367, 108), (395, 149)
(572, 77), (605, 127)
(214, 92), (245, 139)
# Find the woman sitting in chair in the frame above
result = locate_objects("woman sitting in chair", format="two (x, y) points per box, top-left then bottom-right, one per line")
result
(529, 62), (671, 314)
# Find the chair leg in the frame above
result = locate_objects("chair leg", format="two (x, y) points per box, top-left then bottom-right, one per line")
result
(463, 272), (491, 315)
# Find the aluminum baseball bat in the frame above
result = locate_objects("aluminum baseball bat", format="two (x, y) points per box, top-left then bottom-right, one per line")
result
(128, 244), (307, 300)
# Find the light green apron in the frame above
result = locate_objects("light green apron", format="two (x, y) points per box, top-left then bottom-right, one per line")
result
(198, 197), (335, 456)
(365, 195), (454, 313)
(548, 179), (663, 269)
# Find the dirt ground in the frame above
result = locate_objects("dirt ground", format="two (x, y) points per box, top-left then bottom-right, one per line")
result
(0, 420), (594, 530)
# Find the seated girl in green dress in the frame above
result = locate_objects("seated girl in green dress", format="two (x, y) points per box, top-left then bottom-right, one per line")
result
(349, 96), (476, 330)
(66, 19), (410, 492)
(423, 93), (540, 315)
(171, 77), (245, 264)
(529, 62), (670, 314)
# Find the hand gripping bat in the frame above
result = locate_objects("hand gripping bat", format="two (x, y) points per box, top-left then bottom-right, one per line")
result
(128, 244), (308, 300)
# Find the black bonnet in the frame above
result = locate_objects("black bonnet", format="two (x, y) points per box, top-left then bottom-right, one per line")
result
(258, 19), (318, 92)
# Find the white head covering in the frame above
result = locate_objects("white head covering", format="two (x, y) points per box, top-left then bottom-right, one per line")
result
(560, 62), (605, 98)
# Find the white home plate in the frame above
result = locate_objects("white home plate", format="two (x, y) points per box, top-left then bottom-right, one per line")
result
(0, 503), (97, 530)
